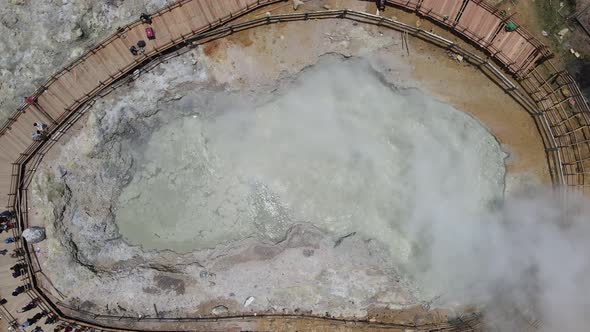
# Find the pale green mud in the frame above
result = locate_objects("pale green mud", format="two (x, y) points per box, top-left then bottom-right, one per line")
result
(115, 62), (506, 253)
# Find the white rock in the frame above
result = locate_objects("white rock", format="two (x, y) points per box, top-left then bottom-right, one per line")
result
(244, 296), (255, 307)
(72, 26), (84, 40)
(557, 28), (568, 38)
(211, 305), (228, 315)
(293, 0), (304, 10)
(22, 227), (46, 244)
(190, 49), (199, 65)
(70, 47), (84, 58)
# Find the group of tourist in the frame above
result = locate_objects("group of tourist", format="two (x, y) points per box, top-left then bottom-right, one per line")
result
(4, 130), (121, 332)
(0, 208), (89, 332)
(0, 209), (55, 332)
(129, 13), (155, 56)
(31, 122), (49, 141)
(12, 281), (29, 296)
(18, 310), (47, 330)
(17, 307), (59, 331)
(0, 211), (25, 280)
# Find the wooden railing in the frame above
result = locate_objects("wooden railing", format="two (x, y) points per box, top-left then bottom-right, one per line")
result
(520, 61), (590, 195)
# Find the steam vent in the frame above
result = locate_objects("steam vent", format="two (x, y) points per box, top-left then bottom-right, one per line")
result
(1, 1), (590, 331)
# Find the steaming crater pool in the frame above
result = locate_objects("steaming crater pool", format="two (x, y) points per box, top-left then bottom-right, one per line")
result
(115, 63), (506, 253)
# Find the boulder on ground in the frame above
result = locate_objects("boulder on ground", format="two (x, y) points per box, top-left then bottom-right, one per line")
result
(22, 226), (45, 243)
(211, 305), (228, 315)
(244, 296), (255, 307)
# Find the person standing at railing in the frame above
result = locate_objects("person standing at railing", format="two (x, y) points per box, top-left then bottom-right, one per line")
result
(33, 122), (48, 134)
(44, 314), (57, 324)
(32, 131), (48, 141)
(18, 299), (38, 313)
(12, 268), (26, 278)
(0, 210), (15, 218)
(1, 221), (15, 232)
(10, 263), (26, 271)
(0, 215), (15, 233)
(10, 248), (23, 258)
(11, 271), (22, 278)
(137, 40), (146, 54)
(30, 311), (46, 322)
(19, 318), (33, 329)
(140, 13), (152, 24)
(11, 285), (25, 296)
(4, 236), (18, 244)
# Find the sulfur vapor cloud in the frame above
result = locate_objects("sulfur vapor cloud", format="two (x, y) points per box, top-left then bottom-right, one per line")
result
(403, 141), (590, 331)
(114, 58), (590, 329)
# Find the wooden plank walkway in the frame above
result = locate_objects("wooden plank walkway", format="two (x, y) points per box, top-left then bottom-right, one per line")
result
(387, 0), (551, 77)
(455, 1), (502, 46)
(417, 0), (464, 27)
(0, 0), (589, 331)
(388, 0), (421, 10)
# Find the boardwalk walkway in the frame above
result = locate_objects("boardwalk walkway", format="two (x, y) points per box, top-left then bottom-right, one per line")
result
(0, 0), (588, 331)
